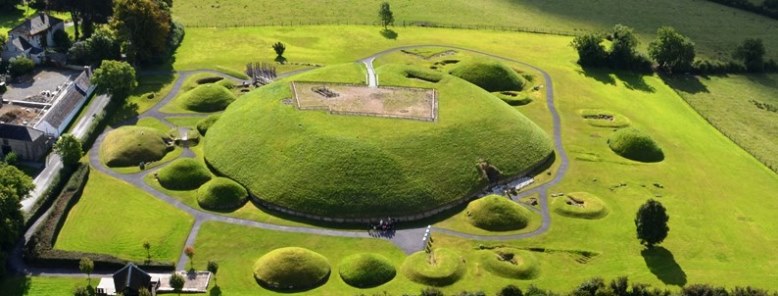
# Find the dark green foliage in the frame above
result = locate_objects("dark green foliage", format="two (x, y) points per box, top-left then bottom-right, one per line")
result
(72, 286), (89, 296)
(449, 59), (527, 91)
(420, 288), (444, 296)
(3, 152), (18, 166)
(648, 27), (696, 73)
(196, 177), (247, 211)
(272, 42), (286, 57)
(338, 253), (396, 288)
(0, 163), (34, 200)
(0, 0), (20, 11)
(573, 277), (605, 296)
(53, 29), (72, 51)
(571, 33), (608, 67)
(113, 0), (172, 64)
(608, 128), (664, 162)
(378, 2), (394, 29)
(457, 291), (486, 296)
(525, 285), (553, 296)
(8, 57), (34, 77)
(196, 114), (221, 135)
(635, 199), (670, 247)
(54, 134), (83, 167)
(609, 24), (640, 68)
(0, 164), (32, 276)
(92, 60), (137, 98)
(170, 273), (185, 294)
(691, 59), (746, 75)
(167, 21), (186, 55)
(157, 158), (211, 190)
(79, 257), (93, 280)
(499, 285), (524, 296)
(67, 28), (121, 65)
(682, 284), (730, 296)
(734, 38), (766, 72)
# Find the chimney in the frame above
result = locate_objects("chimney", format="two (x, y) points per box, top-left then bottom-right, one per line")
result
(84, 66), (92, 77)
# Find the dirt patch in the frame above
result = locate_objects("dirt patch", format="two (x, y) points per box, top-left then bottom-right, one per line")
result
(291, 82), (437, 121)
(583, 114), (614, 121)
(565, 195), (585, 207)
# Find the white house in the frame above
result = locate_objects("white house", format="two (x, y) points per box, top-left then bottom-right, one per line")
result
(2, 12), (65, 64)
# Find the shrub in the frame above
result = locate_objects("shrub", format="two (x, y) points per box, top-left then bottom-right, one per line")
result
(450, 59), (527, 91)
(466, 195), (533, 231)
(52, 29), (71, 51)
(156, 158), (211, 190)
(338, 253), (396, 288)
(607, 128), (664, 162)
(4, 152), (18, 166)
(9, 56), (35, 77)
(196, 114), (221, 136)
(253, 247), (330, 291)
(499, 285), (524, 296)
(571, 33), (608, 67)
(420, 288), (445, 296)
(179, 84), (236, 112)
(196, 177), (248, 211)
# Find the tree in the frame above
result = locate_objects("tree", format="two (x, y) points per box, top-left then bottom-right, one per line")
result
(571, 33), (608, 67)
(53, 30), (72, 52)
(8, 56), (35, 77)
(169, 273), (185, 296)
(609, 24), (639, 68)
(42, 0), (113, 40)
(0, 164), (31, 276)
(184, 246), (195, 270)
(79, 257), (94, 284)
(67, 27), (121, 65)
(0, 163), (34, 199)
(112, 0), (172, 64)
(138, 287), (153, 296)
(0, 0), (20, 11)
(207, 260), (219, 286)
(648, 27), (696, 73)
(635, 199), (670, 247)
(272, 42), (286, 57)
(91, 60), (137, 98)
(54, 134), (83, 167)
(378, 2), (394, 30)
(3, 152), (18, 166)
(734, 38), (766, 72)
(143, 241), (151, 262)
(499, 285), (524, 296)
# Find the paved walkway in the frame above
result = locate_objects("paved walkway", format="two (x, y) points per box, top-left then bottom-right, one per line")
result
(12, 45), (570, 276)
(362, 57), (378, 87)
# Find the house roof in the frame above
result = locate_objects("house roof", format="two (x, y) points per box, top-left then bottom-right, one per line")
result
(39, 83), (87, 130)
(10, 13), (63, 36)
(0, 123), (44, 141)
(112, 263), (152, 293)
(10, 37), (43, 54)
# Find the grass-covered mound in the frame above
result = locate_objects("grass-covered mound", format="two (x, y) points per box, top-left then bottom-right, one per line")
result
(580, 109), (631, 128)
(196, 114), (221, 135)
(253, 247), (330, 291)
(478, 248), (539, 279)
(466, 195), (533, 231)
(196, 177), (248, 211)
(449, 59), (527, 92)
(401, 248), (466, 286)
(204, 63), (553, 218)
(495, 91), (533, 106)
(179, 84), (236, 112)
(338, 253), (396, 288)
(100, 126), (171, 167)
(551, 192), (609, 219)
(156, 158), (211, 190)
(608, 127), (664, 162)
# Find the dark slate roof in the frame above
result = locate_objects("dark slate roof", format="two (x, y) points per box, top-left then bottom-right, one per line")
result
(40, 83), (86, 129)
(0, 123), (43, 141)
(11, 37), (35, 51)
(112, 263), (151, 293)
(10, 13), (63, 36)
(73, 71), (92, 95)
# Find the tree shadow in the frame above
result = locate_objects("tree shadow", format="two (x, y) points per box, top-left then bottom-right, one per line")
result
(614, 71), (655, 93)
(209, 285), (222, 296)
(641, 246), (687, 286)
(0, 276), (31, 296)
(745, 73), (778, 89)
(577, 67), (616, 86)
(380, 28), (398, 40)
(660, 73), (710, 95)
(274, 56), (287, 64)
(108, 101), (139, 127)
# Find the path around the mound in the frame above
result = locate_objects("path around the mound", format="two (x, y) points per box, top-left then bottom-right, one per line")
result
(12, 45), (569, 276)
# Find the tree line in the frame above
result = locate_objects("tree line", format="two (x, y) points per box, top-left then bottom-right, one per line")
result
(570, 24), (775, 75)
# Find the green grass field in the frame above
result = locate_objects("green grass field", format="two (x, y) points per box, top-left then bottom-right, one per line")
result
(55, 170), (194, 263)
(667, 74), (778, 173)
(0, 277), (84, 296)
(172, 0), (778, 61)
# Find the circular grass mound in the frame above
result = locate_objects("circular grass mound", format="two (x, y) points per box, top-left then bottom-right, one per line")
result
(478, 248), (539, 279)
(339, 253), (396, 288)
(449, 59), (527, 92)
(204, 63), (553, 218)
(156, 158), (211, 190)
(196, 114), (221, 136)
(466, 195), (533, 231)
(100, 126), (171, 167)
(551, 192), (609, 219)
(400, 248), (466, 286)
(608, 128), (664, 162)
(179, 84), (236, 112)
(254, 247), (330, 291)
(196, 177), (248, 211)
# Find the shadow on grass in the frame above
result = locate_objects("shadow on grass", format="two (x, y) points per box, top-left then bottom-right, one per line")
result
(274, 56), (288, 64)
(641, 246), (687, 286)
(660, 73), (710, 95)
(745, 73), (778, 89)
(209, 285), (222, 296)
(577, 67), (616, 86)
(0, 276), (31, 296)
(381, 28), (398, 40)
(614, 71), (655, 93)
(108, 101), (140, 127)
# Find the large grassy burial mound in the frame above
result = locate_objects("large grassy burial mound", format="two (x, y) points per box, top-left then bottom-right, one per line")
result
(478, 247), (539, 279)
(179, 84), (236, 112)
(100, 126), (171, 167)
(254, 247), (330, 291)
(551, 192), (609, 219)
(466, 194), (533, 231)
(608, 127), (664, 162)
(157, 158), (211, 190)
(197, 177), (248, 211)
(339, 253), (396, 288)
(204, 63), (553, 218)
(449, 58), (527, 92)
(401, 248), (466, 286)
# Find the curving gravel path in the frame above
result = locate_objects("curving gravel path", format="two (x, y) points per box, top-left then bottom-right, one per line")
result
(12, 45), (569, 276)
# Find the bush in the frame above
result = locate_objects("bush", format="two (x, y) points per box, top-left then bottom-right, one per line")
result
(607, 128), (664, 162)
(338, 253), (396, 288)
(196, 177), (248, 211)
(196, 114), (221, 136)
(157, 158), (211, 190)
(499, 285), (524, 296)
(179, 84), (236, 112)
(450, 59), (527, 91)
(52, 29), (71, 51)
(466, 195), (533, 231)
(4, 152), (18, 166)
(253, 247), (330, 291)
(420, 288), (445, 296)
(9, 56), (35, 77)
(571, 33), (608, 67)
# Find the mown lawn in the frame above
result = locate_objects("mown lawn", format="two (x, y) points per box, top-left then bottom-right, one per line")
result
(0, 276), (84, 296)
(54, 169), (194, 263)
(172, 0), (778, 60)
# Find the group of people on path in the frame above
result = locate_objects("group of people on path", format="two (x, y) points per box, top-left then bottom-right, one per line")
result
(369, 217), (397, 238)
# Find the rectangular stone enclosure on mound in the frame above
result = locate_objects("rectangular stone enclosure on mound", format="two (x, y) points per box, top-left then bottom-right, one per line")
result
(291, 82), (438, 121)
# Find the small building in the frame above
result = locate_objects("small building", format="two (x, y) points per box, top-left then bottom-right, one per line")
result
(0, 124), (48, 160)
(2, 12), (65, 64)
(97, 263), (160, 296)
